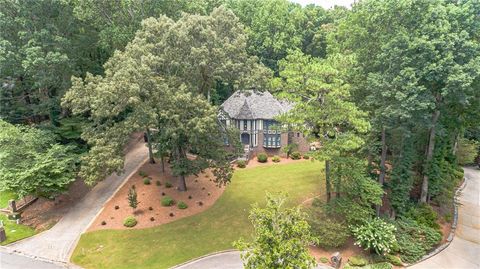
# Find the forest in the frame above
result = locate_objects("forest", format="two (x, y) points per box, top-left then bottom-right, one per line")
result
(0, 0), (479, 266)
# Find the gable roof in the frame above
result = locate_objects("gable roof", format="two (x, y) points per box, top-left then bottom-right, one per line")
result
(220, 90), (293, 120)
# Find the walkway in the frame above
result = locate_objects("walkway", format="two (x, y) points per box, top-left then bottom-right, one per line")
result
(6, 137), (148, 263)
(410, 167), (480, 269)
(173, 250), (332, 269)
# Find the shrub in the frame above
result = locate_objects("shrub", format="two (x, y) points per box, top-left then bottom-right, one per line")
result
(272, 155), (280, 162)
(290, 151), (301, 160)
(161, 192), (166, 196)
(369, 262), (393, 269)
(188, 195), (192, 199)
(198, 201), (203, 206)
(348, 255), (368, 266)
(237, 160), (246, 168)
(143, 177), (151, 185)
(319, 257), (329, 264)
(307, 211), (349, 248)
(351, 218), (397, 255)
(178, 201), (188, 209)
(257, 153), (268, 163)
(150, 217), (155, 221)
(114, 205), (119, 210)
(165, 182), (173, 188)
(139, 171), (148, 177)
(394, 219), (442, 263)
(123, 216), (137, 227)
(444, 212), (452, 223)
(156, 180), (161, 186)
(169, 212), (174, 217)
(303, 155), (310, 159)
(101, 221), (106, 225)
(148, 206), (153, 211)
(161, 196), (174, 206)
(405, 204), (440, 230)
(385, 254), (402, 266)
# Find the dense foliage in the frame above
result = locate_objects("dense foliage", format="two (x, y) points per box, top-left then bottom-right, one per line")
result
(234, 194), (317, 269)
(351, 218), (397, 255)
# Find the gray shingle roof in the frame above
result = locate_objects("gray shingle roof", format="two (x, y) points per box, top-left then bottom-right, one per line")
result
(220, 90), (292, 120)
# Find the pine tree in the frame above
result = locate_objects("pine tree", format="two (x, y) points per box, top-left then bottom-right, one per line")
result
(127, 186), (138, 213)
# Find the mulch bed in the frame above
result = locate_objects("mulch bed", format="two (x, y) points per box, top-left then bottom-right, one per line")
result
(88, 160), (225, 231)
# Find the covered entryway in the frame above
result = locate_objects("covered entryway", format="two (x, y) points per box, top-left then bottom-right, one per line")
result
(241, 133), (250, 145)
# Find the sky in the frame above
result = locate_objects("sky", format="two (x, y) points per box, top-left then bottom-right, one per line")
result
(290, 0), (356, 9)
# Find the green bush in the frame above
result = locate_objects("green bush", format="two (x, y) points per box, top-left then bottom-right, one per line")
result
(290, 151), (301, 160)
(257, 153), (268, 163)
(143, 177), (151, 185)
(177, 201), (188, 209)
(405, 204), (440, 230)
(156, 180), (161, 186)
(272, 155), (280, 163)
(394, 219), (442, 263)
(237, 160), (246, 168)
(139, 171), (148, 177)
(368, 262), (393, 269)
(165, 182), (173, 188)
(303, 155), (310, 159)
(161, 196), (175, 206)
(319, 257), (329, 264)
(123, 216), (137, 227)
(351, 218), (397, 254)
(307, 211), (349, 248)
(348, 255), (368, 266)
(385, 254), (402, 266)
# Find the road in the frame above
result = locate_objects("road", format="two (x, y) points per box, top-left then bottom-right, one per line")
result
(0, 247), (71, 269)
(2, 137), (148, 266)
(172, 250), (332, 269)
(410, 167), (480, 269)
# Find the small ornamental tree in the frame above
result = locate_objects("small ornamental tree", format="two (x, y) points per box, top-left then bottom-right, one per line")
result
(127, 186), (138, 212)
(234, 193), (317, 269)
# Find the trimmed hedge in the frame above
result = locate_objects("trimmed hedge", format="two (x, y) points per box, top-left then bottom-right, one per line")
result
(257, 153), (268, 163)
(123, 216), (137, 227)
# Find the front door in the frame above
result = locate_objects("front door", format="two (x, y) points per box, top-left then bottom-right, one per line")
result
(241, 133), (250, 145)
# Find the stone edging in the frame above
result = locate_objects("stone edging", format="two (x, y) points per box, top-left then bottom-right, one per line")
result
(406, 176), (468, 267)
(169, 249), (239, 269)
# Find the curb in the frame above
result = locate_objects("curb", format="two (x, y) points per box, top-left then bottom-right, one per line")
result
(0, 246), (81, 268)
(169, 249), (239, 269)
(406, 175), (468, 267)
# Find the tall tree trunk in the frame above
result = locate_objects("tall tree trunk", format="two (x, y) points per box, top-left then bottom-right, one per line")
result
(178, 175), (187, 191)
(325, 160), (331, 203)
(377, 126), (387, 216)
(420, 109), (440, 203)
(452, 132), (460, 155)
(161, 156), (165, 173)
(145, 128), (155, 164)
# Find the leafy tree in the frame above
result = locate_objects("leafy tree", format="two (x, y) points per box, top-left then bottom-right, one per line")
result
(338, 0), (480, 204)
(273, 50), (370, 202)
(127, 185), (138, 212)
(234, 194), (317, 269)
(0, 120), (76, 198)
(456, 138), (479, 165)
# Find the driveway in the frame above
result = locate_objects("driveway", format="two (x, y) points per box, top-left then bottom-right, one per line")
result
(410, 167), (480, 269)
(173, 250), (332, 269)
(0, 247), (73, 269)
(5, 137), (148, 263)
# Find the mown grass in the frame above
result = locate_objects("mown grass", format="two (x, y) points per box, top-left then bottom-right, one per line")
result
(0, 191), (16, 209)
(72, 161), (325, 269)
(0, 214), (36, 245)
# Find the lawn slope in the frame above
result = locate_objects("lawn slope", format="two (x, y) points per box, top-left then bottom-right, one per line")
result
(72, 161), (324, 269)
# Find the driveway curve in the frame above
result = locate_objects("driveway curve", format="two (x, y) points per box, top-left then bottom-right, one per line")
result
(410, 167), (480, 269)
(172, 250), (332, 269)
(6, 137), (148, 263)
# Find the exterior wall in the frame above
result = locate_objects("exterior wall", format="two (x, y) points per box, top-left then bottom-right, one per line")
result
(290, 132), (310, 153)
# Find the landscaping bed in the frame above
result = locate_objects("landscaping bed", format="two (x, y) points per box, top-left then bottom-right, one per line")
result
(88, 159), (225, 231)
(72, 161), (323, 269)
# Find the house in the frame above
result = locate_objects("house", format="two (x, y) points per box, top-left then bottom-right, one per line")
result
(219, 90), (309, 158)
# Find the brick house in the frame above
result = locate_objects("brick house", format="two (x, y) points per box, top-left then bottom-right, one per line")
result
(219, 90), (309, 158)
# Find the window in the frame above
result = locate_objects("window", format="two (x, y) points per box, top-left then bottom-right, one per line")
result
(263, 134), (281, 148)
(244, 120), (247, 130)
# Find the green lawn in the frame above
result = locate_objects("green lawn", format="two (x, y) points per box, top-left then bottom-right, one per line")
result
(0, 191), (17, 209)
(0, 214), (36, 245)
(72, 161), (324, 269)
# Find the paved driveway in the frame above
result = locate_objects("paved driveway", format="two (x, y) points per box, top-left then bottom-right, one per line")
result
(0, 247), (73, 269)
(173, 250), (332, 269)
(410, 167), (480, 269)
(5, 139), (148, 263)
